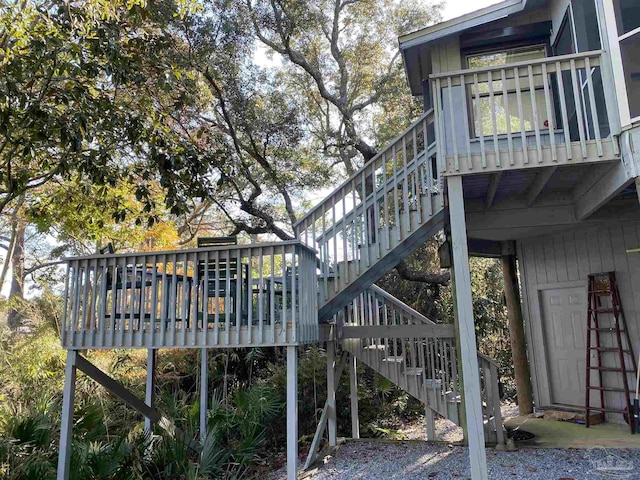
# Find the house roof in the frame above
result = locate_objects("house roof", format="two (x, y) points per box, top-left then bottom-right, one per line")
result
(398, 0), (528, 51)
(398, 0), (548, 95)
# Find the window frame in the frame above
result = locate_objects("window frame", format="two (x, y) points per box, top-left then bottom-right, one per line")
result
(464, 44), (551, 139)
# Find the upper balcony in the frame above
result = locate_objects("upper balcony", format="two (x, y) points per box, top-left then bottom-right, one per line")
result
(432, 50), (620, 176)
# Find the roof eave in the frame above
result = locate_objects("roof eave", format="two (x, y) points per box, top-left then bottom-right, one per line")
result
(398, 0), (527, 51)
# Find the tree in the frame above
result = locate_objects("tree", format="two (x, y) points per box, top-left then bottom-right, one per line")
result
(247, 0), (449, 287)
(0, 0), (211, 218)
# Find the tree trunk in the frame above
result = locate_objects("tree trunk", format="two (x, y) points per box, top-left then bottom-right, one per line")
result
(501, 254), (533, 415)
(7, 216), (26, 329)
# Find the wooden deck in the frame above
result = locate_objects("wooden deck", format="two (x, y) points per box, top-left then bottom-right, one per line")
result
(61, 241), (319, 349)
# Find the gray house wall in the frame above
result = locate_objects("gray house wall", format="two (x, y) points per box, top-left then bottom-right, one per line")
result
(518, 220), (640, 420)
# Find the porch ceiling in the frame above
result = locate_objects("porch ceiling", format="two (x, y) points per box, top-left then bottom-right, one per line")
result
(461, 163), (615, 205)
(460, 160), (640, 242)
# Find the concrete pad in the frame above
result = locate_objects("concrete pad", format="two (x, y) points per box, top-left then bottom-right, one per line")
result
(505, 416), (640, 449)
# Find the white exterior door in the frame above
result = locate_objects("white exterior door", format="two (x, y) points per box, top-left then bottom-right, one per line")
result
(540, 287), (588, 407)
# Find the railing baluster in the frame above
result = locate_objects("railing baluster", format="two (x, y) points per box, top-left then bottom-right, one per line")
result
(372, 164), (381, 259)
(247, 247), (253, 345)
(270, 248), (276, 344)
(402, 137), (410, 234)
(332, 195), (338, 292)
(528, 65), (543, 163)
(351, 180), (359, 276)
(570, 59), (587, 158)
(281, 245), (288, 344)
(392, 146), (400, 244)
(541, 63), (557, 162)
(235, 248), (242, 345)
(291, 247), (297, 344)
(501, 69), (515, 165)
(381, 153), (390, 250)
(487, 71), (501, 167)
(473, 73), (486, 169)
(555, 61), (573, 160)
(360, 173), (370, 269)
(584, 56), (603, 156)
(258, 247), (264, 345)
(160, 255), (168, 348)
(342, 191), (349, 286)
(514, 67), (529, 164)
(446, 76), (459, 171)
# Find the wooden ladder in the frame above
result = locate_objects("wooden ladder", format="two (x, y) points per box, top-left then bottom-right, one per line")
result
(585, 271), (637, 432)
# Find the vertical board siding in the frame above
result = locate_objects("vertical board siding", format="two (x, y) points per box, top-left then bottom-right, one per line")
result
(519, 221), (640, 418)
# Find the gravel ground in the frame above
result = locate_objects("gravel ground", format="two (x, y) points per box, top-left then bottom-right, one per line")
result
(268, 442), (640, 479)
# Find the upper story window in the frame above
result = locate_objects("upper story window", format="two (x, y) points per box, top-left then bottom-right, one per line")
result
(466, 46), (548, 137)
(613, 0), (640, 120)
(467, 47), (546, 70)
(613, 0), (640, 36)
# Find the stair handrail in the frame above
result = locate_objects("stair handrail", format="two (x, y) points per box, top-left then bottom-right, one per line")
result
(293, 108), (434, 232)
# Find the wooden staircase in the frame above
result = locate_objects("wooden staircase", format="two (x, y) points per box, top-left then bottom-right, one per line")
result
(294, 109), (445, 322)
(339, 285), (505, 443)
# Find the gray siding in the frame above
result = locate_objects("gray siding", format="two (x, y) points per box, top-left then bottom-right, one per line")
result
(518, 221), (640, 419)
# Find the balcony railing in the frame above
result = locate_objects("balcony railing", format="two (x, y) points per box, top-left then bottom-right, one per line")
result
(61, 241), (318, 349)
(294, 109), (441, 310)
(432, 50), (619, 174)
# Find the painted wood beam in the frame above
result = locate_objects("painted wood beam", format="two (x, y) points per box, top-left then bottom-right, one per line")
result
(286, 346), (298, 480)
(145, 349), (157, 434)
(200, 348), (208, 440)
(574, 161), (633, 220)
(303, 352), (348, 471)
(571, 163), (616, 201)
(326, 341), (337, 447)
(484, 172), (502, 209)
(526, 167), (557, 206)
(448, 175), (488, 480)
(349, 355), (360, 440)
(57, 350), (78, 480)
(342, 324), (455, 339)
(74, 354), (191, 447)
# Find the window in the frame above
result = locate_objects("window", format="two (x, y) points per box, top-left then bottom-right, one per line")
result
(466, 46), (548, 137)
(613, 0), (640, 120)
(613, 0), (640, 36)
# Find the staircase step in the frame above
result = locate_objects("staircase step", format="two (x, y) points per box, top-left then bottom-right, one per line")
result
(404, 367), (424, 375)
(382, 356), (404, 363)
(363, 344), (387, 351)
(424, 379), (442, 389)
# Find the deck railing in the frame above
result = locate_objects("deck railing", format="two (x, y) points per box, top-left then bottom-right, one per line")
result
(61, 241), (318, 349)
(294, 110), (440, 306)
(432, 50), (618, 174)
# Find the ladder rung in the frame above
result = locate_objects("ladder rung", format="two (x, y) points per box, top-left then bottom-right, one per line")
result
(588, 366), (633, 372)
(588, 347), (632, 353)
(587, 386), (628, 393)
(593, 308), (617, 314)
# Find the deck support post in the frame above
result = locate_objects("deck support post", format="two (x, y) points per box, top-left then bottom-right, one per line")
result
(200, 348), (208, 440)
(349, 354), (360, 439)
(145, 349), (157, 434)
(327, 340), (337, 446)
(448, 175), (488, 480)
(501, 254), (533, 415)
(425, 407), (436, 441)
(286, 345), (298, 480)
(57, 350), (78, 480)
